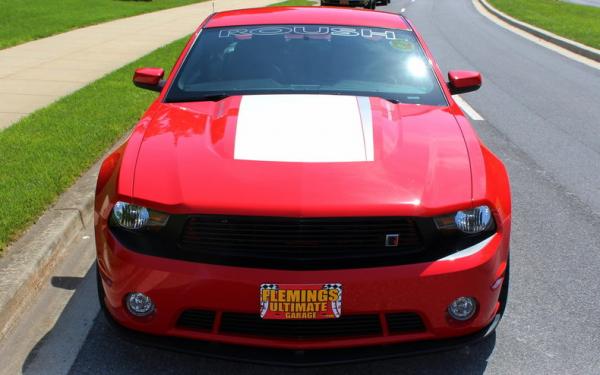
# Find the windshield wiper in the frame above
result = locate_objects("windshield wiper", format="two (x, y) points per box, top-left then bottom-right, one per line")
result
(379, 96), (402, 104)
(195, 94), (231, 102)
(176, 93), (403, 104)
(172, 94), (231, 103)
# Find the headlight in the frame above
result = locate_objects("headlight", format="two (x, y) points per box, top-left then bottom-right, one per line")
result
(455, 206), (492, 234)
(434, 205), (493, 234)
(111, 201), (169, 230)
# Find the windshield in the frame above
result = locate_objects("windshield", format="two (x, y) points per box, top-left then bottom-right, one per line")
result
(165, 25), (447, 106)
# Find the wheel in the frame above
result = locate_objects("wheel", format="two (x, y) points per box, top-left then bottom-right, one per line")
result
(364, 0), (376, 9)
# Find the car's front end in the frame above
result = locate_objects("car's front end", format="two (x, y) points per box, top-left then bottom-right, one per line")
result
(96, 207), (509, 361)
(95, 7), (511, 365)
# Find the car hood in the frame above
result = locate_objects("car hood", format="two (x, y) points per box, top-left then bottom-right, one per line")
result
(131, 94), (472, 217)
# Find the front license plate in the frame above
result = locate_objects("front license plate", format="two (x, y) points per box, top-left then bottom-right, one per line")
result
(260, 283), (342, 320)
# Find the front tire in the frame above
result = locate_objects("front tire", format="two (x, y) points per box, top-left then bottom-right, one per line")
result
(96, 262), (105, 307)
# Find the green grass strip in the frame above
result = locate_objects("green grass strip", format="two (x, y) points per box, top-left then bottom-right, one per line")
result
(0, 0), (314, 252)
(0, 0), (207, 50)
(488, 0), (600, 49)
(0, 38), (188, 252)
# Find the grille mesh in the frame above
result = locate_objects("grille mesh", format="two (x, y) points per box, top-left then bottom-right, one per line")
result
(178, 216), (424, 269)
(219, 313), (382, 339)
(176, 310), (427, 340)
(176, 310), (215, 331)
(386, 312), (426, 333)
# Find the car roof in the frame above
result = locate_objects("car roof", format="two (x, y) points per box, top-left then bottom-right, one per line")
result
(204, 6), (411, 30)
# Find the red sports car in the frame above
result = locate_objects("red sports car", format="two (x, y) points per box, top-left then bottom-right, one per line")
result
(95, 6), (511, 365)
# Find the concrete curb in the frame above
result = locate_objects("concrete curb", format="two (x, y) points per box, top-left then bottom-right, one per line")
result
(0, 159), (99, 340)
(478, 0), (600, 62)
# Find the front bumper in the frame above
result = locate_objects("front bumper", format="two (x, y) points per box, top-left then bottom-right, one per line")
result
(99, 279), (501, 366)
(97, 217), (508, 359)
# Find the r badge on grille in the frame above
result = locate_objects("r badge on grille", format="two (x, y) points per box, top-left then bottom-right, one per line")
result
(385, 234), (400, 247)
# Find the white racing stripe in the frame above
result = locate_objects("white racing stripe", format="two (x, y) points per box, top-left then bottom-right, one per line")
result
(356, 97), (374, 161)
(453, 95), (485, 121)
(234, 95), (375, 163)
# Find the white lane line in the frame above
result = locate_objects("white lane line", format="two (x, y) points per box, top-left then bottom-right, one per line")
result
(453, 95), (485, 121)
(472, 0), (600, 70)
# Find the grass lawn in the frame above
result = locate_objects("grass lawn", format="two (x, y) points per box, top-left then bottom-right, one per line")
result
(488, 0), (600, 49)
(0, 0), (207, 50)
(0, 0), (315, 253)
(0, 37), (187, 252)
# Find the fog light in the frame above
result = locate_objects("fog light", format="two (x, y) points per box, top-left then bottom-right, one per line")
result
(126, 292), (155, 317)
(448, 297), (477, 321)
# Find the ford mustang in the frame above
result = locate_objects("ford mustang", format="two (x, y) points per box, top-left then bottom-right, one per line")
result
(95, 6), (511, 365)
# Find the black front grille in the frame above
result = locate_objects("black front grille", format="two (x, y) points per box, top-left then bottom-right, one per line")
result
(177, 310), (215, 331)
(219, 313), (382, 339)
(177, 216), (424, 269)
(175, 310), (428, 340)
(386, 313), (426, 333)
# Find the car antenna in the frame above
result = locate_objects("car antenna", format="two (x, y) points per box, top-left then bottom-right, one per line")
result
(212, 0), (215, 13)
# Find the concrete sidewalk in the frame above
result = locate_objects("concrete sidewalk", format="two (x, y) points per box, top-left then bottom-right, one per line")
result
(562, 0), (600, 7)
(0, 0), (273, 130)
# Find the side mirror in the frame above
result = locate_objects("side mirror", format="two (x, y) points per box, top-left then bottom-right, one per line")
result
(133, 67), (165, 92)
(447, 70), (482, 95)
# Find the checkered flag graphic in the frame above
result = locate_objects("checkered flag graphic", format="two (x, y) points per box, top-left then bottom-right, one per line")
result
(322, 283), (342, 318)
(260, 283), (279, 318)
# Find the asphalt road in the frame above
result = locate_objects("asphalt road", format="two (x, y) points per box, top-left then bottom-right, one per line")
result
(4, 1), (600, 374)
